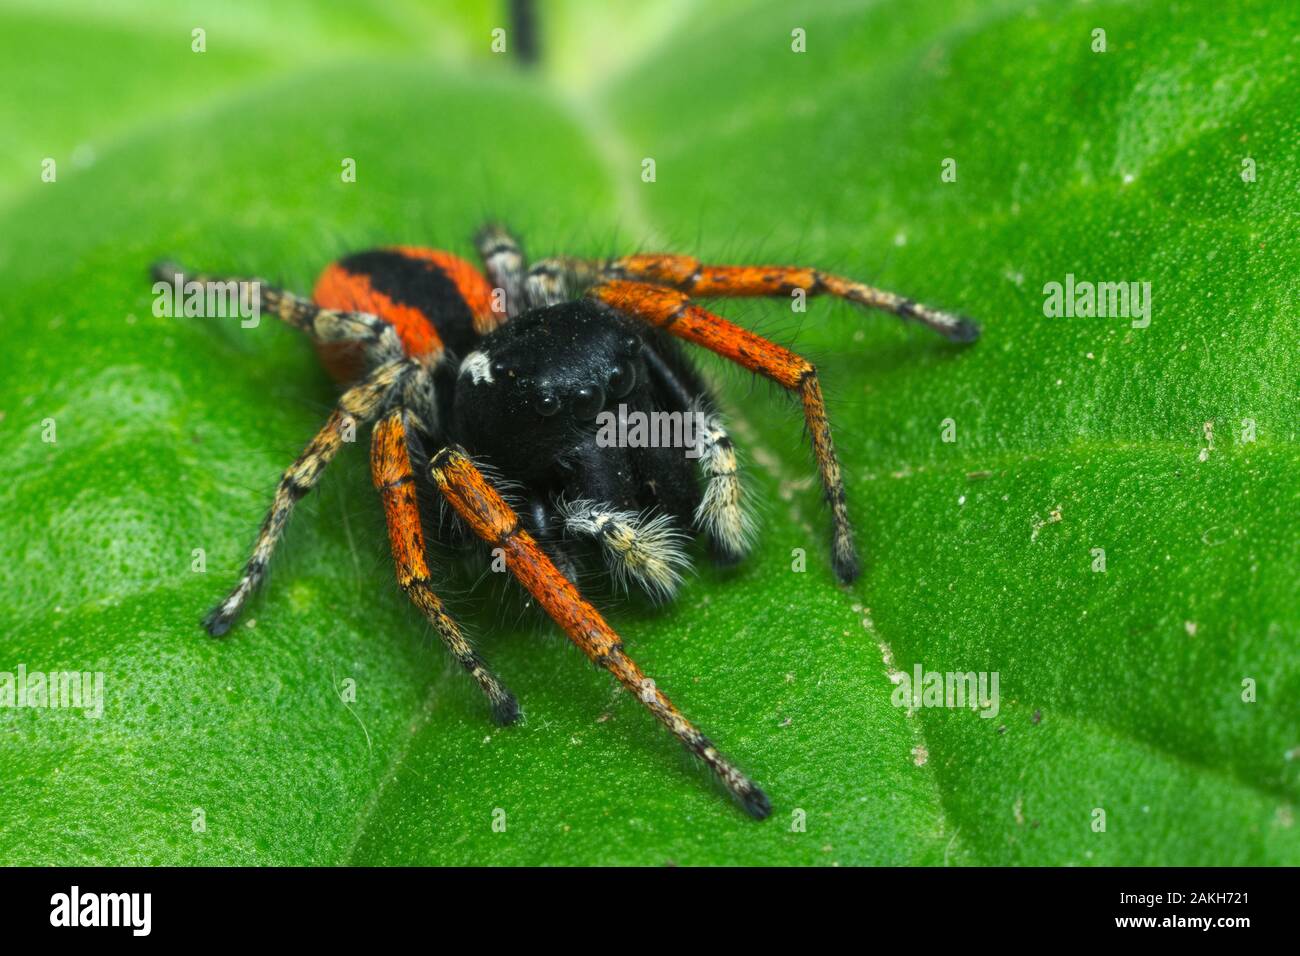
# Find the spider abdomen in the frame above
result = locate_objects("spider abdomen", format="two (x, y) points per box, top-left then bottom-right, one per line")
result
(312, 246), (502, 381)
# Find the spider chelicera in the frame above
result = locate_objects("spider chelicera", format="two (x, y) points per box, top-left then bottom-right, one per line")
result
(152, 224), (978, 819)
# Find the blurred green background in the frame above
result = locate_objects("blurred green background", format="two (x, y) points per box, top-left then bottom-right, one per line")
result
(0, 0), (1295, 865)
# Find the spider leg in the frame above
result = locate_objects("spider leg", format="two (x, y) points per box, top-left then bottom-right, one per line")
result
(372, 409), (520, 725)
(590, 281), (859, 583)
(640, 348), (755, 563)
(555, 498), (690, 601)
(579, 254), (979, 343)
(203, 359), (414, 636)
(552, 438), (691, 600)
(430, 446), (770, 819)
(691, 412), (755, 563)
(473, 224), (527, 320)
(521, 256), (600, 310)
(149, 261), (406, 363)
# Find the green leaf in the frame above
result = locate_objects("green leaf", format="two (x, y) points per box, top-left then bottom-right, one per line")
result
(1, 0), (1295, 865)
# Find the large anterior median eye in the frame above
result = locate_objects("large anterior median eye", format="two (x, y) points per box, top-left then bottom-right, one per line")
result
(532, 393), (561, 417)
(608, 361), (636, 399)
(571, 386), (605, 420)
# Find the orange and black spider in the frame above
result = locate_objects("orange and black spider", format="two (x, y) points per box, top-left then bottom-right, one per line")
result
(151, 227), (978, 819)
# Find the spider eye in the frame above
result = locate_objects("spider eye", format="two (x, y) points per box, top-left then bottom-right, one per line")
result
(623, 335), (642, 355)
(572, 385), (605, 420)
(490, 359), (509, 378)
(608, 361), (636, 399)
(532, 393), (561, 417)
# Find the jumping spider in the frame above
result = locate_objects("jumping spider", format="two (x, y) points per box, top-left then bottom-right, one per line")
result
(152, 226), (977, 819)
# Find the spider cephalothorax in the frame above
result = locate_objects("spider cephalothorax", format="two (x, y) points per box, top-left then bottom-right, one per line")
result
(153, 225), (977, 819)
(452, 300), (654, 480)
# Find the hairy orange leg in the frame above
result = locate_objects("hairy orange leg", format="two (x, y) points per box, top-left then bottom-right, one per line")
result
(599, 254), (979, 343)
(372, 411), (519, 725)
(430, 446), (771, 819)
(590, 280), (859, 583)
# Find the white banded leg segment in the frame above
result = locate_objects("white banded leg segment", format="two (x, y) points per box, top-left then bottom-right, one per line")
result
(816, 273), (978, 342)
(309, 305), (406, 365)
(557, 500), (691, 601)
(148, 261), (405, 363)
(523, 257), (603, 309)
(202, 359), (414, 636)
(693, 413), (755, 561)
(474, 224), (527, 320)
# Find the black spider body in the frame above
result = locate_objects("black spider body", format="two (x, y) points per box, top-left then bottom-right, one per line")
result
(315, 249), (726, 582)
(449, 301), (712, 543)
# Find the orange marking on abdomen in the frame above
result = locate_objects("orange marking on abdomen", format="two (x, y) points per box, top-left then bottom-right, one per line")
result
(314, 263), (444, 354)
(390, 246), (503, 335)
